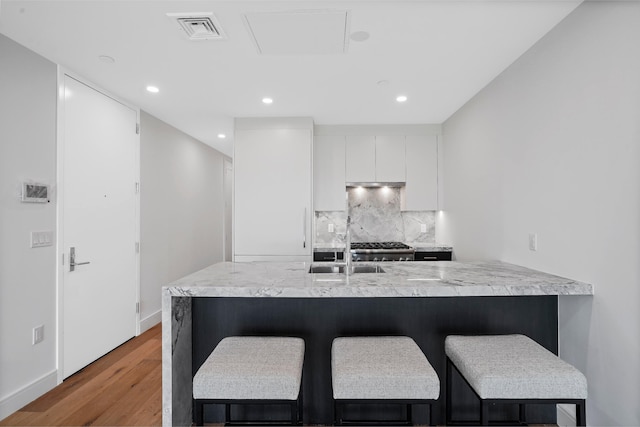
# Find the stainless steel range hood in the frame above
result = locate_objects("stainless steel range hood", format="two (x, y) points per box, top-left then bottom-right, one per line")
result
(346, 182), (405, 188)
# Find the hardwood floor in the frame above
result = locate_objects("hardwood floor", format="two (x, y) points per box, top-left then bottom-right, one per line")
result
(1, 324), (162, 426)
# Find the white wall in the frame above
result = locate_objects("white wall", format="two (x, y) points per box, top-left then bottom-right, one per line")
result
(139, 111), (228, 330)
(0, 34), (58, 419)
(0, 34), (230, 418)
(440, 2), (640, 425)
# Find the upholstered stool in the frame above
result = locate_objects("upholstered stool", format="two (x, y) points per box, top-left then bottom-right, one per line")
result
(193, 336), (304, 426)
(331, 336), (440, 426)
(445, 334), (587, 426)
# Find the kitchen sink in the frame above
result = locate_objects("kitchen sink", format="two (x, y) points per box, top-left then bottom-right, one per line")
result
(308, 264), (385, 274)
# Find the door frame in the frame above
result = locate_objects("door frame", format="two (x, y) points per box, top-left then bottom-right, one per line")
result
(223, 159), (233, 262)
(55, 67), (141, 384)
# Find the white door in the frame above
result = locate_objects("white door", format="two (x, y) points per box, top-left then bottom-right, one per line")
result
(61, 75), (138, 378)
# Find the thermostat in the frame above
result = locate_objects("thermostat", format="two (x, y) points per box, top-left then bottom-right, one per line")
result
(22, 183), (49, 203)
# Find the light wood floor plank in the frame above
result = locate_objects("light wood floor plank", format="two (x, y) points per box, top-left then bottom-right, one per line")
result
(0, 324), (162, 427)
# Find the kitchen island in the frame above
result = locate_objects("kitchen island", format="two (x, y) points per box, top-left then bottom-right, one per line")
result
(162, 261), (592, 426)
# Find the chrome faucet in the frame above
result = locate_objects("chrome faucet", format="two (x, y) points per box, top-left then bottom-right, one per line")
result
(345, 215), (352, 274)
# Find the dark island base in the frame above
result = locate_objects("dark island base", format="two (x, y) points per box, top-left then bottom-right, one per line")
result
(192, 296), (558, 426)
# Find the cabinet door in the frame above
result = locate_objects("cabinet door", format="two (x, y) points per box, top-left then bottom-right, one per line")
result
(314, 135), (346, 211)
(345, 135), (376, 182)
(234, 128), (311, 259)
(375, 135), (406, 182)
(404, 135), (438, 210)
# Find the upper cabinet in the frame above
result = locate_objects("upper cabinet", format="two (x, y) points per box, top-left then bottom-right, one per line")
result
(234, 118), (313, 262)
(314, 134), (346, 211)
(345, 135), (406, 182)
(345, 135), (376, 182)
(403, 134), (438, 211)
(313, 125), (441, 212)
(375, 135), (406, 182)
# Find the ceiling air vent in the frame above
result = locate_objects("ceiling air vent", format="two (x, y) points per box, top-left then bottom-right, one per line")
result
(167, 12), (226, 40)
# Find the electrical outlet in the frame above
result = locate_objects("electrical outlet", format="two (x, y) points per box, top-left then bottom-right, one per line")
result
(33, 325), (44, 345)
(328, 223), (334, 233)
(529, 233), (538, 251)
(420, 223), (427, 233)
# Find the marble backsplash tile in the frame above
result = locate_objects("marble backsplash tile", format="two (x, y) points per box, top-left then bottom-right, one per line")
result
(315, 187), (435, 245)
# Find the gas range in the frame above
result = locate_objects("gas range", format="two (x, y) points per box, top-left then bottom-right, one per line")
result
(350, 242), (415, 262)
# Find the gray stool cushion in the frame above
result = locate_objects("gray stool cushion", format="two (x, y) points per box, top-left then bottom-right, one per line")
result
(193, 336), (304, 400)
(445, 334), (587, 399)
(332, 336), (440, 400)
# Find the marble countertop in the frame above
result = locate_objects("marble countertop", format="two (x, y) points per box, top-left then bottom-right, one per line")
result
(408, 244), (453, 252)
(164, 260), (593, 298)
(313, 244), (453, 252)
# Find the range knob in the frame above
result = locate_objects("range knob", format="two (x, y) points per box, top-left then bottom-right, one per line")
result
(381, 257), (388, 262)
(373, 257), (379, 262)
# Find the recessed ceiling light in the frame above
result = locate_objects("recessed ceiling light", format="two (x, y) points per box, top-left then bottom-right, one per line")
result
(262, 97), (273, 104)
(218, 133), (226, 139)
(146, 86), (160, 93)
(396, 95), (408, 103)
(350, 31), (370, 42)
(98, 55), (115, 64)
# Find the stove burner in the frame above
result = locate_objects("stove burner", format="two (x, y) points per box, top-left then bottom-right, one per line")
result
(351, 242), (412, 250)
(349, 241), (415, 261)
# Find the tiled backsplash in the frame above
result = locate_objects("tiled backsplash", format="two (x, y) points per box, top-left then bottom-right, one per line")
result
(315, 187), (435, 245)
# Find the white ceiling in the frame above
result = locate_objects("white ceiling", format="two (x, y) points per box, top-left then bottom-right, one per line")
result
(0, 0), (582, 157)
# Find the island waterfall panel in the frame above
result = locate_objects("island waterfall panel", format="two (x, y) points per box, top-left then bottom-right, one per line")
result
(192, 296), (558, 425)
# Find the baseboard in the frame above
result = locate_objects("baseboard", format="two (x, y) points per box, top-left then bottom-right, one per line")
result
(140, 309), (161, 334)
(0, 370), (58, 422)
(557, 403), (577, 427)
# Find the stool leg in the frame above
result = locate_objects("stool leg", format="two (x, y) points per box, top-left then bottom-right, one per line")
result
(427, 403), (432, 427)
(446, 358), (453, 424)
(519, 403), (526, 424)
(194, 400), (204, 426)
(576, 400), (586, 426)
(480, 401), (489, 426)
(297, 388), (303, 425)
(334, 400), (342, 426)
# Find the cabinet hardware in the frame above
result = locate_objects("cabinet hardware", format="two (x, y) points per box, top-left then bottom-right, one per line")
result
(302, 208), (307, 248)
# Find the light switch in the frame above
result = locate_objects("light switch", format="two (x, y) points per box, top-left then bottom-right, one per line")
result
(529, 233), (538, 251)
(328, 223), (334, 233)
(420, 223), (427, 233)
(31, 231), (53, 248)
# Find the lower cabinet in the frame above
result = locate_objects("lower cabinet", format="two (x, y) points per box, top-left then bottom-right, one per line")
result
(414, 251), (452, 261)
(313, 251), (344, 262)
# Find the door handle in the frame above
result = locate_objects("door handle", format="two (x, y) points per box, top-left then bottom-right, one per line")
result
(69, 247), (91, 272)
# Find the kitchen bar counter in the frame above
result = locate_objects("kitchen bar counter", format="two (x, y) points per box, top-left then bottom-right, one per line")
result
(165, 260), (592, 298)
(162, 261), (592, 426)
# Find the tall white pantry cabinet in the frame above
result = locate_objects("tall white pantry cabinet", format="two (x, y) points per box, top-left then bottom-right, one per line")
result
(233, 118), (313, 262)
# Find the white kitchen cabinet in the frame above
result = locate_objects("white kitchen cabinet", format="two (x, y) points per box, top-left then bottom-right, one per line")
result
(403, 134), (438, 210)
(314, 134), (346, 211)
(234, 120), (312, 261)
(375, 135), (406, 182)
(345, 135), (406, 182)
(345, 135), (376, 182)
